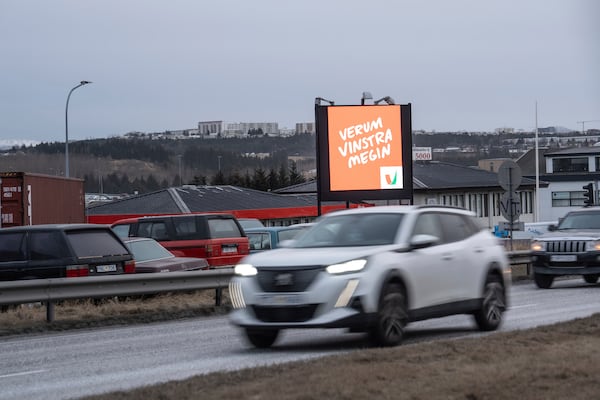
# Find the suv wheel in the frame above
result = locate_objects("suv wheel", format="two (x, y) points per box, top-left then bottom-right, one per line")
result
(369, 284), (407, 347)
(474, 275), (505, 331)
(583, 274), (599, 284)
(244, 328), (280, 348)
(534, 273), (554, 289)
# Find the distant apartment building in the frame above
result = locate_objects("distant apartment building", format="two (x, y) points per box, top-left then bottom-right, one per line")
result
(137, 128), (200, 140)
(198, 121), (224, 137)
(197, 121), (279, 138)
(295, 122), (315, 135)
(137, 120), (318, 139)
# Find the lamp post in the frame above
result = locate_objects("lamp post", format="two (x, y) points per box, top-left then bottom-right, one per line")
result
(65, 80), (92, 177)
(177, 154), (183, 186)
(374, 96), (395, 105)
(577, 120), (600, 136)
(361, 91), (373, 105)
(535, 101), (539, 222)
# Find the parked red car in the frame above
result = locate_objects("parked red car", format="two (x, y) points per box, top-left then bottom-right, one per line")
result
(112, 214), (249, 267)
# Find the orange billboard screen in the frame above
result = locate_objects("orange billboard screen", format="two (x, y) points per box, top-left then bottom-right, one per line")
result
(315, 103), (412, 202)
(328, 105), (403, 191)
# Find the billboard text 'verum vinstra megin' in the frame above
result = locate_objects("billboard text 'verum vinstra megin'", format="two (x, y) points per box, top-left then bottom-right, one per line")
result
(328, 105), (403, 191)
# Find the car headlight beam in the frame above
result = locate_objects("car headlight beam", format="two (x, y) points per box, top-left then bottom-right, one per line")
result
(530, 241), (544, 252)
(326, 259), (367, 274)
(234, 263), (257, 276)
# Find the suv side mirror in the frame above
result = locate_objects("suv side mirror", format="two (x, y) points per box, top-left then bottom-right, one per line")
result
(548, 225), (557, 232)
(410, 234), (440, 250)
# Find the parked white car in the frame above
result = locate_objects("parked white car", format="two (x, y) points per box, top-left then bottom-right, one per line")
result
(229, 205), (511, 348)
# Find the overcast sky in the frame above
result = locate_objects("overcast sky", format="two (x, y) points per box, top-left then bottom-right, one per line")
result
(1, 0), (599, 144)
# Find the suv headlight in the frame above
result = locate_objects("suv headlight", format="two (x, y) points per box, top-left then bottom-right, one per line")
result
(590, 241), (600, 251)
(531, 241), (545, 252)
(326, 259), (367, 274)
(234, 263), (257, 276)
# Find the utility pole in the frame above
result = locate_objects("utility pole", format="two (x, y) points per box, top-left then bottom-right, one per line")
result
(577, 120), (600, 135)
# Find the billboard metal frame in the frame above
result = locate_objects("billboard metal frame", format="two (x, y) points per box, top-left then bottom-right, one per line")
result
(315, 103), (413, 205)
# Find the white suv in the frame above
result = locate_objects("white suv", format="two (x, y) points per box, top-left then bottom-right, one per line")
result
(229, 206), (511, 348)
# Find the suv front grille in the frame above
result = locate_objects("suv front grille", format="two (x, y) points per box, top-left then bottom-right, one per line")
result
(256, 267), (322, 292)
(252, 305), (318, 322)
(545, 240), (588, 253)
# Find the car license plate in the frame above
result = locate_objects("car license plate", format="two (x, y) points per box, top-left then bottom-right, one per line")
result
(550, 255), (577, 262)
(222, 245), (238, 254)
(257, 293), (305, 306)
(96, 264), (117, 273)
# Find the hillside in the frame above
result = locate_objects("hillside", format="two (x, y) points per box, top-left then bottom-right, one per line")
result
(0, 136), (317, 194)
(2, 129), (595, 195)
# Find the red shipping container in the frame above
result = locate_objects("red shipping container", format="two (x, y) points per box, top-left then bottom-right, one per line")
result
(0, 172), (85, 227)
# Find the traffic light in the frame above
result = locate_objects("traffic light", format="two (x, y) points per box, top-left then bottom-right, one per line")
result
(583, 183), (594, 206)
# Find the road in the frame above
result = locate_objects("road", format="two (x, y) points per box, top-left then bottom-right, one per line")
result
(1, 279), (598, 400)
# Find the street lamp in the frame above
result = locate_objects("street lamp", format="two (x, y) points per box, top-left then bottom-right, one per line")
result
(314, 97), (335, 105)
(65, 80), (92, 178)
(374, 96), (395, 105)
(577, 120), (600, 135)
(177, 154), (183, 186)
(361, 91), (373, 105)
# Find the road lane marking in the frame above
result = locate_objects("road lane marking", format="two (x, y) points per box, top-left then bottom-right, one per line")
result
(0, 369), (47, 379)
(509, 304), (537, 310)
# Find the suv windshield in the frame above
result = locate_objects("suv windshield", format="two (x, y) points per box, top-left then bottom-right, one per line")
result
(293, 213), (404, 248)
(557, 212), (600, 230)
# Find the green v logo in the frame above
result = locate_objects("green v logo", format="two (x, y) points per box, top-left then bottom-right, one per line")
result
(385, 172), (397, 185)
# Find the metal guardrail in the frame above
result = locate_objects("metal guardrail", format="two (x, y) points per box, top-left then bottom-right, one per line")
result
(0, 269), (234, 322)
(508, 250), (532, 263)
(507, 250), (533, 276)
(0, 252), (532, 322)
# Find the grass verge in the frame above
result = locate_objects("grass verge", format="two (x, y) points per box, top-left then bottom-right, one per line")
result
(83, 313), (600, 400)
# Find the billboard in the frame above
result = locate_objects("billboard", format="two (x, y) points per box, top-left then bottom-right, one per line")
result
(315, 104), (413, 202)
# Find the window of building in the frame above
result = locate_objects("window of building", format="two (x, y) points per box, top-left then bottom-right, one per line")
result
(551, 191), (587, 207)
(492, 193), (501, 216)
(519, 191), (533, 214)
(552, 157), (588, 173)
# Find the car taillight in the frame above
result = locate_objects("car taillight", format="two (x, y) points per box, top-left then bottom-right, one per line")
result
(124, 260), (136, 274)
(206, 244), (214, 256)
(66, 265), (89, 278)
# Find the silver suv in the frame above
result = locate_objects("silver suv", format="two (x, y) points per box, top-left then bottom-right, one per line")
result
(229, 205), (511, 348)
(531, 207), (600, 289)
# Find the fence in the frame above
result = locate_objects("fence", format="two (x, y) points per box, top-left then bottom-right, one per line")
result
(0, 252), (531, 322)
(0, 269), (234, 322)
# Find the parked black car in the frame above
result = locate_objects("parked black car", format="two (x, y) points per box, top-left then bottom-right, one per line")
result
(0, 224), (135, 281)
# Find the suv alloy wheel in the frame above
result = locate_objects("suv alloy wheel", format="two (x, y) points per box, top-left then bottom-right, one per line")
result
(369, 283), (408, 347)
(474, 274), (506, 331)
